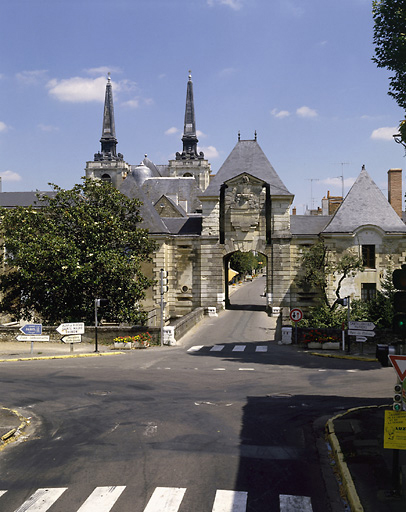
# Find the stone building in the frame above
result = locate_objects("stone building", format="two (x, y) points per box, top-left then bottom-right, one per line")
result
(82, 74), (406, 329)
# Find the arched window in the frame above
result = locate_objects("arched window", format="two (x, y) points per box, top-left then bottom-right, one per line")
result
(101, 173), (112, 183)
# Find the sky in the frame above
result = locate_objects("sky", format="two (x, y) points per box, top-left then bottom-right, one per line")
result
(1, 0), (405, 213)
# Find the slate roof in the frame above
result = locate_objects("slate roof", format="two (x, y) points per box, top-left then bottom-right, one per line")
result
(322, 166), (406, 234)
(142, 177), (201, 213)
(202, 139), (293, 197)
(163, 216), (202, 235)
(0, 191), (56, 208)
(290, 215), (331, 236)
(118, 175), (169, 234)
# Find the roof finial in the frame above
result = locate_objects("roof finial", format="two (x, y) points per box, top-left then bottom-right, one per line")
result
(238, 131), (240, 141)
(188, 69), (192, 81)
(107, 72), (111, 82)
(362, 164), (365, 170)
(254, 130), (257, 141)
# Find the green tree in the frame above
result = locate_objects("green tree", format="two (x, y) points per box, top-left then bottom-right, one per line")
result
(0, 179), (156, 325)
(229, 251), (259, 275)
(372, 0), (406, 141)
(298, 239), (364, 309)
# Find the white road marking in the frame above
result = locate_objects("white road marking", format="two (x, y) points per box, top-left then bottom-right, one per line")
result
(210, 345), (225, 352)
(232, 345), (246, 352)
(187, 345), (204, 352)
(279, 494), (313, 511)
(213, 368), (226, 371)
(255, 346), (268, 352)
(77, 486), (126, 511)
(143, 487), (186, 512)
(212, 490), (248, 512)
(238, 368), (255, 371)
(14, 488), (68, 511)
(0, 491), (6, 498)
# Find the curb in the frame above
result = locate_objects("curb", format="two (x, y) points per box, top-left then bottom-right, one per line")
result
(325, 405), (387, 512)
(0, 407), (30, 451)
(309, 351), (377, 362)
(0, 352), (125, 363)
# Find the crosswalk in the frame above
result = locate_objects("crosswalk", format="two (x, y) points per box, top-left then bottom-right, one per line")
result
(187, 344), (269, 353)
(0, 486), (313, 511)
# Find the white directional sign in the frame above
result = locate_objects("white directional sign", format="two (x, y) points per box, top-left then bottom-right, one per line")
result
(56, 322), (85, 335)
(389, 355), (406, 382)
(348, 329), (375, 337)
(61, 334), (82, 344)
(355, 336), (368, 343)
(16, 335), (50, 342)
(348, 321), (375, 331)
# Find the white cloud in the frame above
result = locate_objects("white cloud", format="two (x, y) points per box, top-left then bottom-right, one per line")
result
(321, 177), (355, 189)
(0, 170), (22, 182)
(296, 106), (318, 118)
(207, 0), (243, 10)
(16, 70), (48, 85)
(371, 126), (398, 141)
(219, 67), (238, 77)
(197, 130), (207, 138)
(0, 121), (8, 132)
(271, 108), (290, 119)
(38, 123), (59, 132)
(165, 127), (180, 136)
(85, 66), (122, 76)
(199, 145), (219, 159)
(47, 76), (107, 103)
(122, 99), (140, 109)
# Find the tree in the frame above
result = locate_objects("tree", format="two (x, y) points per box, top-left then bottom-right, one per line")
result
(372, 0), (406, 141)
(0, 179), (157, 325)
(298, 239), (364, 309)
(229, 251), (260, 275)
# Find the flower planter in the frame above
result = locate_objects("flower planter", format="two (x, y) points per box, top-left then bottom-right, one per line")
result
(307, 342), (323, 349)
(322, 342), (340, 350)
(113, 342), (132, 349)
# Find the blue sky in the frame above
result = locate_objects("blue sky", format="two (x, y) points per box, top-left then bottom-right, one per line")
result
(0, 0), (404, 212)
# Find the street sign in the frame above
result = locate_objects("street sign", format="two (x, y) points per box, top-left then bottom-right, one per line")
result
(355, 336), (367, 342)
(348, 321), (375, 331)
(56, 322), (85, 335)
(290, 308), (303, 322)
(348, 329), (376, 337)
(19, 324), (42, 335)
(61, 334), (82, 344)
(389, 355), (406, 382)
(16, 335), (50, 342)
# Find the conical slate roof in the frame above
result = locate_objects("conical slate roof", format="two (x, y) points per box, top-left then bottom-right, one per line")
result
(323, 166), (406, 233)
(202, 139), (292, 197)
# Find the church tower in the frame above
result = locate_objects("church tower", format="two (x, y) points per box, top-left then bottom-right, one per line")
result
(85, 74), (130, 188)
(167, 72), (211, 191)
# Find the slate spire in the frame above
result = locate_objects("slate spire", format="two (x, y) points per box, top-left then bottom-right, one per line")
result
(94, 74), (123, 162)
(176, 72), (204, 160)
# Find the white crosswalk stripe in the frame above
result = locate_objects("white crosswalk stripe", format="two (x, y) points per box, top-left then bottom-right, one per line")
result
(210, 345), (225, 352)
(188, 344), (269, 353)
(255, 346), (268, 352)
(143, 487), (186, 512)
(232, 345), (246, 352)
(77, 486), (126, 511)
(0, 486), (314, 511)
(212, 490), (247, 512)
(13, 487), (68, 511)
(279, 494), (313, 511)
(187, 345), (204, 352)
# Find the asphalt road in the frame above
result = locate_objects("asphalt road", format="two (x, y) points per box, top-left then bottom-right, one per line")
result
(0, 277), (393, 511)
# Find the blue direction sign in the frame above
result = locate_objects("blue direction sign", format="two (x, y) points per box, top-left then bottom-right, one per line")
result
(19, 323), (42, 335)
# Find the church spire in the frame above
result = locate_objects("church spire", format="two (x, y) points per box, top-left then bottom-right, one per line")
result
(176, 72), (204, 160)
(94, 74), (123, 162)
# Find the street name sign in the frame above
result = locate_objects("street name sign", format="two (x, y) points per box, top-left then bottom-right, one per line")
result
(348, 329), (376, 337)
(355, 336), (368, 342)
(348, 321), (375, 331)
(56, 322), (85, 335)
(19, 324), (42, 335)
(16, 335), (50, 342)
(61, 334), (82, 344)
(389, 355), (406, 382)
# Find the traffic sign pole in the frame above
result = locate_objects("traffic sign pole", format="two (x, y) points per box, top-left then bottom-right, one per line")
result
(289, 308), (303, 344)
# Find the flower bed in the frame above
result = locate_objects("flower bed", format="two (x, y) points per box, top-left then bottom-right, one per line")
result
(113, 332), (152, 349)
(302, 329), (340, 347)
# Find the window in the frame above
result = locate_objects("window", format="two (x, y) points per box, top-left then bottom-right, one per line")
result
(361, 283), (376, 301)
(362, 245), (375, 269)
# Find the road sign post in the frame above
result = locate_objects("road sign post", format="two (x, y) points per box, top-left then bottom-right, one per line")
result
(290, 308), (303, 344)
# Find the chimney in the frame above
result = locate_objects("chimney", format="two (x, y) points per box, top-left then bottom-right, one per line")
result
(388, 168), (402, 217)
(292, 206), (296, 215)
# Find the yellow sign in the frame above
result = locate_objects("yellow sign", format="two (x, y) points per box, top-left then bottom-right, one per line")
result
(384, 410), (406, 449)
